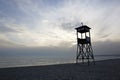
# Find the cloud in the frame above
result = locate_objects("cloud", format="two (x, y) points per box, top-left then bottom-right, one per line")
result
(93, 40), (120, 55)
(0, 25), (17, 33)
(0, 40), (120, 57)
(0, 0), (120, 48)
(0, 34), (22, 48)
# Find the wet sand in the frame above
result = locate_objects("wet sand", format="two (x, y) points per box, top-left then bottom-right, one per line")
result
(0, 59), (120, 80)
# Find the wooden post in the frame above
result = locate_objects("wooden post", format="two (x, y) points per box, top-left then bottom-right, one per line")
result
(89, 30), (95, 65)
(76, 31), (78, 63)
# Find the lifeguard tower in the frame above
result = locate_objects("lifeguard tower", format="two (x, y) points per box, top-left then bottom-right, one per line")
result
(75, 23), (95, 65)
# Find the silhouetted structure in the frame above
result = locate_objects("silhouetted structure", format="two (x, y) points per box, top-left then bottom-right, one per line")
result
(75, 23), (95, 65)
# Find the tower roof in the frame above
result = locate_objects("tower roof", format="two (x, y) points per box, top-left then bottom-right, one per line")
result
(75, 25), (91, 33)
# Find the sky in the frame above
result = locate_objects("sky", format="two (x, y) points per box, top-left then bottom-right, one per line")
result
(0, 0), (120, 57)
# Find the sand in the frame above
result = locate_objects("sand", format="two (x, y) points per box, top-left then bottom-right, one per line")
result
(0, 59), (120, 80)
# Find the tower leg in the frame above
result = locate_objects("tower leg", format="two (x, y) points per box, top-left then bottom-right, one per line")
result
(76, 57), (78, 64)
(87, 55), (90, 66)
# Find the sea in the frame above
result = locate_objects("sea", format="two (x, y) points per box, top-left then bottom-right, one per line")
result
(0, 55), (120, 68)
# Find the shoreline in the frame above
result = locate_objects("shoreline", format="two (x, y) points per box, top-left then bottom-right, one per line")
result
(0, 58), (120, 80)
(0, 56), (120, 68)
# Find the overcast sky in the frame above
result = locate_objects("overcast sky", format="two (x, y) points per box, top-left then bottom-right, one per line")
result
(0, 0), (120, 57)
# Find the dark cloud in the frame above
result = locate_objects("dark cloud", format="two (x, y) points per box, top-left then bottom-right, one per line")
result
(61, 22), (81, 31)
(0, 46), (75, 57)
(99, 34), (110, 39)
(59, 17), (81, 31)
(0, 25), (17, 33)
(93, 40), (120, 55)
(96, 24), (111, 39)
(0, 40), (120, 57)
(0, 39), (21, 48)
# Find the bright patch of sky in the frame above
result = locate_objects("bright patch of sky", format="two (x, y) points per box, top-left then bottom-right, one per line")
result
(0, 0), (120, 48)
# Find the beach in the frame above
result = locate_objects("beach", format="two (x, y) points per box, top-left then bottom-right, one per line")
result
(0, 59), (120, 80)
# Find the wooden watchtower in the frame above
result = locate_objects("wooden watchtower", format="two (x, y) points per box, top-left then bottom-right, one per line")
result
(75, 23), (95, 65)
